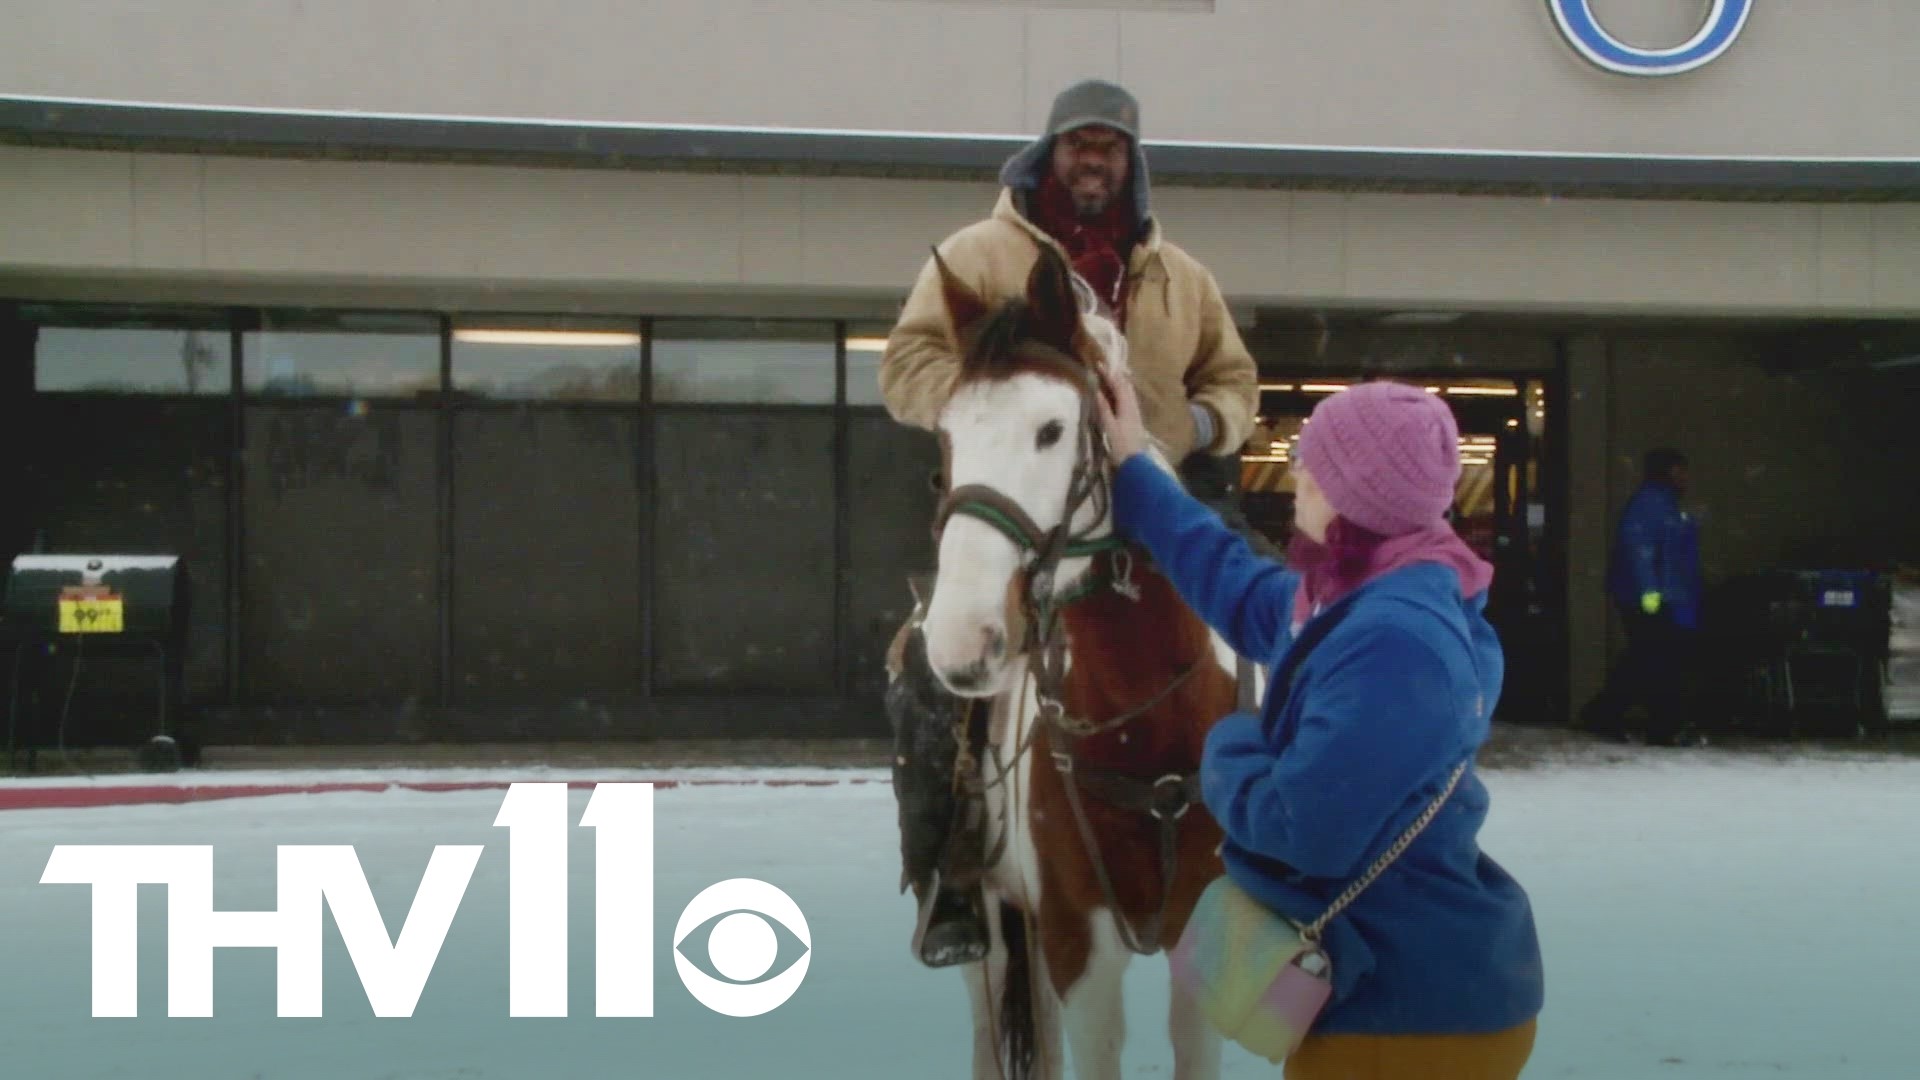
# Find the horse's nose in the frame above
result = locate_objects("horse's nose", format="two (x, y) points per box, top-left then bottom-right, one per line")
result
(943, 666), (988, 693)
(982, 625), (1007, 662)
(939, 627), (1005, 694)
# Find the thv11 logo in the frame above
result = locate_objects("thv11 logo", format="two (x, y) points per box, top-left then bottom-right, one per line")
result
(38, 783), (811, 1019)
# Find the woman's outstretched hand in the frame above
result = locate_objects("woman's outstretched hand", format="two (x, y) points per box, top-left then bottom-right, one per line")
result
(1094, 363), (1149, 463)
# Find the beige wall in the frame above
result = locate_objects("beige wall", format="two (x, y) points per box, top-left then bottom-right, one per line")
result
(4, 0), (1915, 159)
(5, 146), (1917, 319)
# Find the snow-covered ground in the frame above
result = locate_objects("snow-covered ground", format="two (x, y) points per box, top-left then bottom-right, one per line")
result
(1, 749), (1916, 1079)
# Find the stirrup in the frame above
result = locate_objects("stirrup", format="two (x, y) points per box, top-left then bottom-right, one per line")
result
(910, 872), (990, 969)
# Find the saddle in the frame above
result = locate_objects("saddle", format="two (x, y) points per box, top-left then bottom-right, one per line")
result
(885, 569), (1264, 893)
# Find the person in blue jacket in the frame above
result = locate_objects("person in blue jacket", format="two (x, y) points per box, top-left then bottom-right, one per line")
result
(1583, 448), (1704, 746)
(1094, 374), (1544, 1079)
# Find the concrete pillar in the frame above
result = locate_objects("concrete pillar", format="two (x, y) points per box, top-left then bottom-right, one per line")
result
(1565, 333), (1613, 721)
(0, 315), (35, 559)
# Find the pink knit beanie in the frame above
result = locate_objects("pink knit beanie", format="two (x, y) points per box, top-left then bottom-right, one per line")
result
(1294, 381), (1461, 537)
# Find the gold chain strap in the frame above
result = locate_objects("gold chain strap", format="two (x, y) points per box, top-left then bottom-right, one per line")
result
(1298, 759), (1470, 944)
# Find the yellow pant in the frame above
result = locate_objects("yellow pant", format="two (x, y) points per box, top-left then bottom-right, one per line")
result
(1283, 1018), (1538, 1080)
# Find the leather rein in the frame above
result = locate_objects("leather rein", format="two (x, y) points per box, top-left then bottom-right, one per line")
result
(929, 349), (1205, 956)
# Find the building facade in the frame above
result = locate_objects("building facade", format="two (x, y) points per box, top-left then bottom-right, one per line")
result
(3, 0), (1918, 748)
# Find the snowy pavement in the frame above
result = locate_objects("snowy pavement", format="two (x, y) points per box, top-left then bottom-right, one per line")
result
(1, 750), (1916, 1078)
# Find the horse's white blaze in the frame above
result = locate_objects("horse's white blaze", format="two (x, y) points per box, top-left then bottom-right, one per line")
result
(924, 513), (1024, 694)
(926, 371), (1100, 696)
(981, 656), (1044, 911)
(938, 373), (1083, 514)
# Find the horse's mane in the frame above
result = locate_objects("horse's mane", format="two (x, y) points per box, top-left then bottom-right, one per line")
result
(952, 283), (1175, 467)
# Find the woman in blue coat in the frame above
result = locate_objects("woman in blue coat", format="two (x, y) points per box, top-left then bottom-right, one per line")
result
(1095, 375), (1544, 1079)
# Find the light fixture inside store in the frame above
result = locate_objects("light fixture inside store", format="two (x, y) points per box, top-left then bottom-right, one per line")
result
(1259, 382), (1296, 392)
(1300, 383), (1352, 394)
(454, 329), (641, 347)
(1242, 455), (1290, 463)
(1868, 353), (1920, 371)
(845, 337), (890, 352)
(1444, 385), (1519, 397)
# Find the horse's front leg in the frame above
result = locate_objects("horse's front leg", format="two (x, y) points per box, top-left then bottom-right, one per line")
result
(1054, 909), (1130, 1080)
(964, 898), (1065, 1080)
(963, 949), (1005, 1080)
(1167, 814), (1227, 1080)
(1166, 956), (1223, 1080)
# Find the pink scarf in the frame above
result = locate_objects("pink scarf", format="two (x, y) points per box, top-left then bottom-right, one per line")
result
(1287, 518), (1494, 636)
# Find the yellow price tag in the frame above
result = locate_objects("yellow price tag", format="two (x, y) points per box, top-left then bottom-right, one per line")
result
(59, 597), (125, 634)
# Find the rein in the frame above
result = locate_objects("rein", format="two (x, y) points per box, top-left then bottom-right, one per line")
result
(931, 346), (1206, 958)
(930, 351), (1132, 596)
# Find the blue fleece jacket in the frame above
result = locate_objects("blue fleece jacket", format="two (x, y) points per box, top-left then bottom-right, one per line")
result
(1112, 454), (1544, 1036)
(1607, 481), (1703, 630)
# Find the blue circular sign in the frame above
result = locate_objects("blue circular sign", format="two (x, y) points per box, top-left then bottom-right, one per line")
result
(1548, 0), (1753, 77)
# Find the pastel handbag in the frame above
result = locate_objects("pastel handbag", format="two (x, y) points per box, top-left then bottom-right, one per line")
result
(1168, 759), (1467, 1063)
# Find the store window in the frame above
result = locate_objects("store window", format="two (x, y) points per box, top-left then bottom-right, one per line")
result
(650, 409), (837, 692)
(241, 404), (440, 703)
(452, 317), (641, 402)
(651, 320), (835, 405)
(16, 306), (234, 703)
(843, 324), (893, 408)
(30, 310), (232, 395)
(243, 311), (440, 398)
(450, 410), (643, 700)
(848, 413), (941, 696)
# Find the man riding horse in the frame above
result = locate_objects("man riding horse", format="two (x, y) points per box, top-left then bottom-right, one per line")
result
(877, 78), (1263, 967)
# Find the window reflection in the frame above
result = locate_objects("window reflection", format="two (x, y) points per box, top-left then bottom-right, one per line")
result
(243, 312), (440, 398)
(652, 320), (834, 405)
(453, 319), (641, 402)
(34, 325), (231, 395)
(844, 324), (892, 408)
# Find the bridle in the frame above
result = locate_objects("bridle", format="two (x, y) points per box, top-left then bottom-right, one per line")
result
(929, 349), (1135, 638)
(927, 344), (1205, 958)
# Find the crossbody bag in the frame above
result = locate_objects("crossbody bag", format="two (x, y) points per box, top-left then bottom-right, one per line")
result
(1168, 593), (1470, 1063)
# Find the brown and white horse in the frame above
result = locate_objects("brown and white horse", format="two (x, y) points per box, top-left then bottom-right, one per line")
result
(913, 244), (1259, 1079)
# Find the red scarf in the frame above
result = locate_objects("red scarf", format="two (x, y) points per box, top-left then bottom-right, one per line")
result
(1286, 517), (1495, 635)
(1028, 171), (1136, 325)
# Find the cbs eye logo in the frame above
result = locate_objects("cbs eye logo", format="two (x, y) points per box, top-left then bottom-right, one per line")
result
(671, 879), (813, 1016)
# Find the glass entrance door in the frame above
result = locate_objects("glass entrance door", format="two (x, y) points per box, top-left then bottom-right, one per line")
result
(1238, 375), (1563, 723)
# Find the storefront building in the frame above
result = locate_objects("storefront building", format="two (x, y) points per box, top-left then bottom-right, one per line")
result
(3, 1), (1918, 749)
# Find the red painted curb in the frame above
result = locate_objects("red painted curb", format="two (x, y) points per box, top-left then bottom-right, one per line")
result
(0, 775), (881, 811)
(0, 782), (391, 811)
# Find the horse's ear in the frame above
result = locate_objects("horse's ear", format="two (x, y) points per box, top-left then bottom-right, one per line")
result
(932, 247), (990, 344)
(1025, 245), (1082, 354)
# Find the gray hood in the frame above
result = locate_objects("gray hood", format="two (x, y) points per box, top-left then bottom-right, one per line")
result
(996, 133), (1153, 236)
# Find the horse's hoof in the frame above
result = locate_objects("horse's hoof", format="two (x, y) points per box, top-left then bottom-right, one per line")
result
(918, 925), (992, 968)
